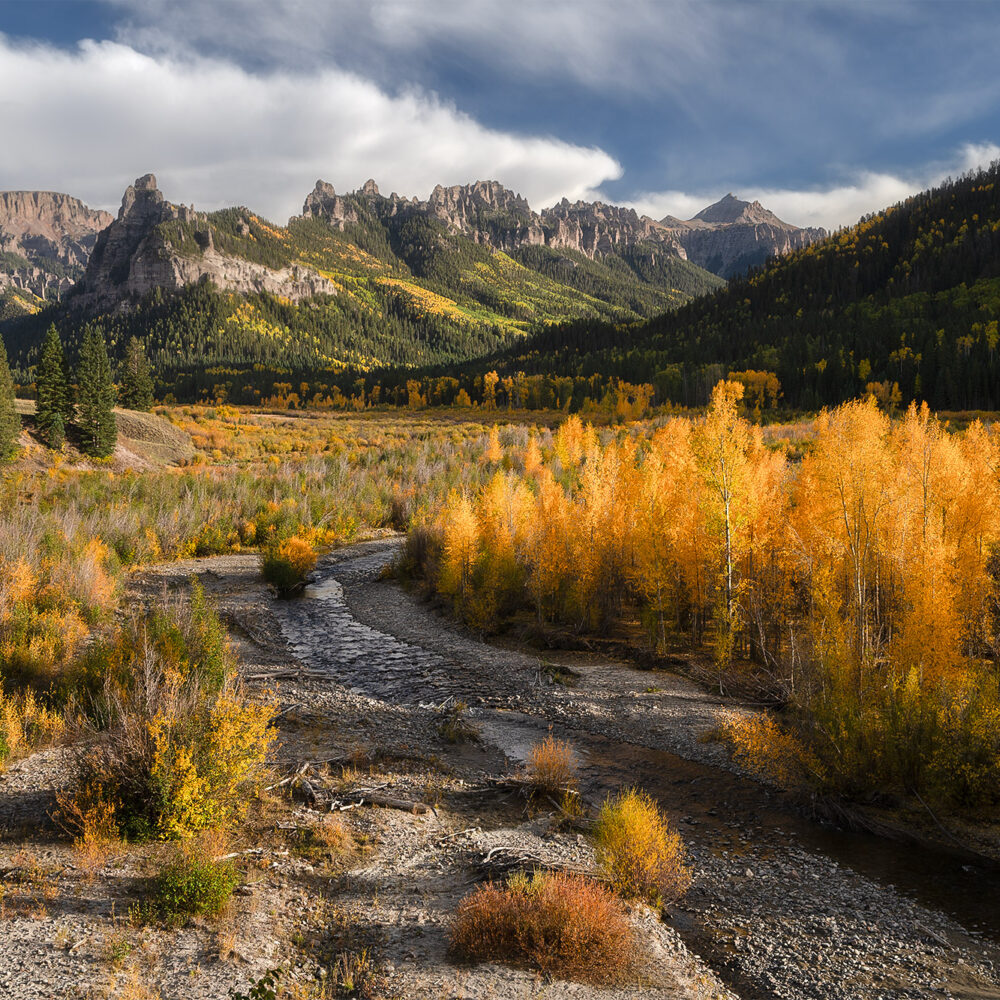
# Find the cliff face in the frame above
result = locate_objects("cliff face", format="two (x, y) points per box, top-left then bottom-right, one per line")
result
(76, 175), (337, 308)
(299, 180), (822, 275)
(0, 191), (112, 298)
(300, 178), (688, 259)
(660, 194), (827, 278)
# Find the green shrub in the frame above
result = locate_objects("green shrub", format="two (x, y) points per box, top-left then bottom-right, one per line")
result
(154, 849), (239, 925)
(67, 592), (275, 840)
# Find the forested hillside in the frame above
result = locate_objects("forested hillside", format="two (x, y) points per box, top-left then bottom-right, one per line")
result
(1, 178), (722, 383)
(499, 163), (1000, 410)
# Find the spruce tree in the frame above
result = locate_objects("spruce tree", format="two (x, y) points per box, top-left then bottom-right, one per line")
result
(36, 324), (72, 446)
(77, 325), (117, 457)
(118, 336), (154, 411)
(0, 335), (20, 459)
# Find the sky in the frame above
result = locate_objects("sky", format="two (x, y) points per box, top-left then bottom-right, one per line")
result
(0, 0), (998, 230)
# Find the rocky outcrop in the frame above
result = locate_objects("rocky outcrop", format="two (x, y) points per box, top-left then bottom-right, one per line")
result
(75, 174), (337, 307)
(0, 191), (112, 298)
(298, 178), (688, 260)
(660, 194), (827, 278)
(297, 180), (822, 274)
(541, 198), (687, 258)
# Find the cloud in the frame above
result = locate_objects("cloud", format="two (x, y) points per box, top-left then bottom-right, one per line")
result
(0, 35), (621, 221)
(626, 143), (1000, 231)
(106, 0), (749, 95)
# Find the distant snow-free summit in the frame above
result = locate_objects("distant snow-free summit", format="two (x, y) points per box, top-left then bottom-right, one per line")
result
(659, 193), (827, 277)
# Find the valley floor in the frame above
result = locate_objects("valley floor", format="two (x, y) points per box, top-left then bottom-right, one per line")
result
(1, 538), (998, 999)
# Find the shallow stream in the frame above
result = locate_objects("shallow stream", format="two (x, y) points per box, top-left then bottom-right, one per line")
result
(278, 540), (1000, 999)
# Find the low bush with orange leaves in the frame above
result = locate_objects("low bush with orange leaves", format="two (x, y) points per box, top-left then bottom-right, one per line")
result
(526, 735), (577, 796)
(449, 870), (633, 985)
(714, 709), (818, 790)
(593, 789), (692, 905)
(260, 536), (317, 595)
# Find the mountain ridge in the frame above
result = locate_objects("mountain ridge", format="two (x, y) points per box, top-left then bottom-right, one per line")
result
(299, 178), (824, 276)
(0, 191), (112, 309)
(1, 172), (824, 382)
(487, 161), (1000, 411)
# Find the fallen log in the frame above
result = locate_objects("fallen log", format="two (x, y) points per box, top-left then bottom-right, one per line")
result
(363, 793), (431, 815)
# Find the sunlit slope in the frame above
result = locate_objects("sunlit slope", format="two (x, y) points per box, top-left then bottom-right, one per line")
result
(7, 200), (716, 376)
(501, 163), (1000, 410)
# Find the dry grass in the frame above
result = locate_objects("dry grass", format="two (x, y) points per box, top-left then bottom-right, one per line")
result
(102, 968), (163, 1000)
(450, 870), (634, 985)
(593, 788), (692, 905)
(526, 735), (577, 796)
(0, 852), (60, 919)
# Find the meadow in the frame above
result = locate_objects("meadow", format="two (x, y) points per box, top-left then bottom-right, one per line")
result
(0, 405), (545, 766)
(5, 395), (1000, 821)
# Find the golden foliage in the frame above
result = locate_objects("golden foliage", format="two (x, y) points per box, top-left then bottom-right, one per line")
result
(261, 536), (317, 594)
(592, 788), (692, 904)
(526, 735), (577, 795)
(415, 387), (1000, 813)
(0, 687), (64, 769)
(714, 710), (819, 789)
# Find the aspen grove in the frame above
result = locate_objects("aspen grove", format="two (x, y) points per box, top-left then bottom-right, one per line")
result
(415, 382), (1000, 813)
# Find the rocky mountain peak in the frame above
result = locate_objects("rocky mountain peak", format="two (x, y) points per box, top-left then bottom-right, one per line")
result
(693, 193), (781, 227)
(652, 193), (827, 277)
(301, 179), (345, 220)
(361, 179), (380, 197)
(118, 173), (168, 223)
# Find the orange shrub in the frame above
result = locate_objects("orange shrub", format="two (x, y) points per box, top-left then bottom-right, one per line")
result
(526, 735), (577, 795)
(450, 871), (633, 985)
(260, 536), (317, 595)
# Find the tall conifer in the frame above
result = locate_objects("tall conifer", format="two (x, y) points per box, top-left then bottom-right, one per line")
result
(118, 337), (154, 411)
(0, 335), (19, 459)
(77, 325), (117, 457)
(36, 324), (72, 446)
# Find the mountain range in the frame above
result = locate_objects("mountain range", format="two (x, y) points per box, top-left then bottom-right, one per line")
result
(496, 161), (1000, 411)
(0, 173), (824, 377)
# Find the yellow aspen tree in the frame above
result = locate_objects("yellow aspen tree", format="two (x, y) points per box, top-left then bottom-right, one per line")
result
(693, 381), (755, 671)
(523, 432), (543, 476)
(793, 397), (896, 682)
(439, 491), (480, 609)
(630, 420), (699, 650)
(525, 468), (573, 624)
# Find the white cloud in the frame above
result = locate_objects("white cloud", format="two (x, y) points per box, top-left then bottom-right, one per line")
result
(0, 36), (621, 221)
(626, 143), (1000, 232)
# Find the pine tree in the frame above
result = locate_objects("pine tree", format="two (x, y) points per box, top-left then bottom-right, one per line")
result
(118, 336), (154, 411)
(0, 335), (20, 459)
(77, 325), (117, 457)
(36, 324), (72, 446)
